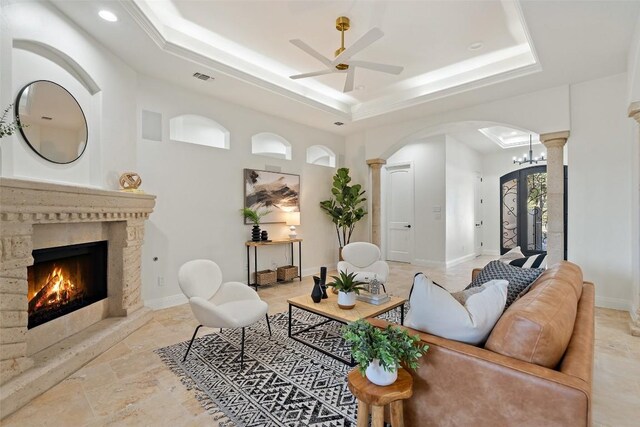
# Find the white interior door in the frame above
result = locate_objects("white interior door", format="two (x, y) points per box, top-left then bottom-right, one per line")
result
(474, 172), (483, 255)
(385, 163), (414, 263)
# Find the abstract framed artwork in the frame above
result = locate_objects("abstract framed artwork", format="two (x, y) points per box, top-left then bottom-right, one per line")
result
(244, 169), (300, 224)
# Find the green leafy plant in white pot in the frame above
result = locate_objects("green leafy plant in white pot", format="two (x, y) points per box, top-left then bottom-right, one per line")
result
(327, 271), (367, 310)
(343, 319), (429, 386)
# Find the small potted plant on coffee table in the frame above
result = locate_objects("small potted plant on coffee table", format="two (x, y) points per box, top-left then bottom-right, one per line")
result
(327, 271), (367, 309)
(343, 319), (429, 386)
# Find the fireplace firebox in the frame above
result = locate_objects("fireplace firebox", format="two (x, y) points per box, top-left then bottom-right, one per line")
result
(27, 241), (108, 329)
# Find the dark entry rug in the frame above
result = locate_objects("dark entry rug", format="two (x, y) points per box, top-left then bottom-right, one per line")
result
(156, 310), (393, 427)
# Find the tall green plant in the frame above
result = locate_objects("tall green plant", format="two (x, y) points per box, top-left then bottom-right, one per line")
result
(319, 167), (367, 247)
(240, 207), (271, 225)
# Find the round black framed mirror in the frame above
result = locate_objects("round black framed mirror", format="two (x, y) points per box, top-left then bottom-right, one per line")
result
(15, 80), (88, 164)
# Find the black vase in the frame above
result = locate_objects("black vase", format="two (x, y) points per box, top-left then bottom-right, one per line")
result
(251, 225), (261, 242)
(261, 230), (269, 241)
(319, 266), (328, 299)
(311, 276), (322, 303)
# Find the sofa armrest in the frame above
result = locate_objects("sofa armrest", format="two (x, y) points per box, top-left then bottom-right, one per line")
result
(368, 318), (590, 426)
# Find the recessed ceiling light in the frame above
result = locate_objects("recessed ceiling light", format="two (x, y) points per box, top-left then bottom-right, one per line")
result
(334, 122), (344, 126)
(98, 10), (118, 22)
(468, 41), (483, 51)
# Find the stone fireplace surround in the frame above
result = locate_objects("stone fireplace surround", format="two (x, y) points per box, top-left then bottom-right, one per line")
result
(0, 178), (156, 417)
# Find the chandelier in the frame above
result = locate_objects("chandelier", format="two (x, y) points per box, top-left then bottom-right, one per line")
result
(513, 135), (546, 165)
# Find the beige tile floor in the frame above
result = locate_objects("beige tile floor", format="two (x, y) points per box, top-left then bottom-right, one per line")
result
(2, 257), (639, 426)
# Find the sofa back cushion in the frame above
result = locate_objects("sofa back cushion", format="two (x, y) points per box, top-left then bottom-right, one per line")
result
(485, 262), (582, 368)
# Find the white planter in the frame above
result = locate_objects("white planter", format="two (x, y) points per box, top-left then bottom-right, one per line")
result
(365, 359), (398, 386)
(337, 291), (356, 309)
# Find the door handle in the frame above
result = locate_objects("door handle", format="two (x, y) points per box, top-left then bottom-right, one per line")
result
(404, 225), (411, 228)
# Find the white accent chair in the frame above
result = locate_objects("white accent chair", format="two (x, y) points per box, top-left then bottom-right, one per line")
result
(178, 259), (270, 368)
(337, 242), (390, 292)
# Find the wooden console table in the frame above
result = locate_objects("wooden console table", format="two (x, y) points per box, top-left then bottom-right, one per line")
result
(246, 239), (302, 289)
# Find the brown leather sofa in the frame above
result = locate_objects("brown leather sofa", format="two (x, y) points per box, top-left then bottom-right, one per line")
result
(369, 261), (594, 427)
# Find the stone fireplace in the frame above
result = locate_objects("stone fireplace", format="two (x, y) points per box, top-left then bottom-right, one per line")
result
(0, 178), (156, 417)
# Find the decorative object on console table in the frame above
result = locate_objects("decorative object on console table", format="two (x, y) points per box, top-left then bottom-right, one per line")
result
(241, 207), (272, 242)
(311, 276), (323, 303)
(255, 269), (277, 286)
(286, 212), (301, 238)
(244, 169), (300, 224)
(260, 230), (269, 241)
(319, 167), (367, 256)
(343, 319), (428, 386)
(328, 271), (367, 310)
(119, 172), (143, 193)
(276, 265), (298, 281)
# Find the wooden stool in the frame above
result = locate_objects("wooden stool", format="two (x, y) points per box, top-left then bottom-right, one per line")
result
(347, 368), (413, 427)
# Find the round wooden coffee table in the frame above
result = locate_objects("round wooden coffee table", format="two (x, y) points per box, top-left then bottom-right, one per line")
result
(347, 367), (413, 427)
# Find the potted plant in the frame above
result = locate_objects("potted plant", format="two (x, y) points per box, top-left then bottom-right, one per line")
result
(327, 271), (367, 309)
(241, 207), (271, 241)
(0, 104), (25, 139)
(319, 168), (367, 259)
(343, 319), (429, 386)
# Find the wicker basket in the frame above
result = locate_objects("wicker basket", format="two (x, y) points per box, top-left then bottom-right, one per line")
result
(255, 269), (277, 286)
(277, 265), (298, 281)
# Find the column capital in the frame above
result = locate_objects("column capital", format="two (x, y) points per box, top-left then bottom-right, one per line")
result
(629, 101), (640, 124)
(540, 131), (570, 149)
(366, 158), (387, 169)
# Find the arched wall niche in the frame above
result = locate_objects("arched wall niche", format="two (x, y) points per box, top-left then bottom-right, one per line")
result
(306, 145), (336, 167)
(169, 114), (230, 149)
(251, 132), (292, 160)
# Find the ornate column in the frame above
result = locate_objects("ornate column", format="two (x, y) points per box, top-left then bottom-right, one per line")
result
(540, 131), (570, 267)
(366, 158), (386, 247)
(629, 101), (640, 336)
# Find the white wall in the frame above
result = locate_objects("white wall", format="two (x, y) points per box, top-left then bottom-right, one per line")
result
(628, 15), (640, 104)
(386, 136), (446, 265)
(569, 73), (634, 310)
(445, 136), (481, 265)
(0, 1), (136, 189)
(136, 77), (345, 307)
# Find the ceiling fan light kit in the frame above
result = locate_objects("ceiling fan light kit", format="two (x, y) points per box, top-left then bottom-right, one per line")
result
(289, 16), (404, 93)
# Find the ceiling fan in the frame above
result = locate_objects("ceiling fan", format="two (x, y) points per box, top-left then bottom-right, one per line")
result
(289, 16), (404, 93)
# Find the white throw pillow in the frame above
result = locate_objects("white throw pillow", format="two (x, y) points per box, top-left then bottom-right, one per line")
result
(499, 246), (525, 263)
(405, 274), (508, 345)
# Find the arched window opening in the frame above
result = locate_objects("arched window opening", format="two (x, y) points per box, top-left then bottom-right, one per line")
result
(169, 114), (230, 149)
(251, 132), (292, 160)
(306, 145), (336, 167)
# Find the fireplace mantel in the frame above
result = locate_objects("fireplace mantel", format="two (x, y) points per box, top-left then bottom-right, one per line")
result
(0, 177), (156, 417)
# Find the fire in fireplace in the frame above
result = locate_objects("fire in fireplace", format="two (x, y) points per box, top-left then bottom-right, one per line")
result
(27, 241), (108, 329)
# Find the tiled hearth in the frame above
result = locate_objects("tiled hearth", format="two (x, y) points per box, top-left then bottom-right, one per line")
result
(0, 178), (155, 418)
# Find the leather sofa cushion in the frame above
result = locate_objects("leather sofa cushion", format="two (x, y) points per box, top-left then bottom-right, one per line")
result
(485, 262), (581, 368)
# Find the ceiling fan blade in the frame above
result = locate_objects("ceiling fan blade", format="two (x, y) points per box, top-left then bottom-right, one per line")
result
(343, 68), (355, 93)
(290, 69), (335, 80)
(333, 27), (384, 65)
(290, 39), (333, 68)
(348, 60), (404, 75)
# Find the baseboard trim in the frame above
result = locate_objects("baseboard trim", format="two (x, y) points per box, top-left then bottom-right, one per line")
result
(446, 253), (477, 268)
(412, 259), (445, 268)
(144, 293), (188, 310)
(481, 249), (500, 257)
(595, 295), (632, 312)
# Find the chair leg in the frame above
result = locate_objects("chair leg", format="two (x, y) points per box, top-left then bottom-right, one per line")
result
(183, 325), (203, 362)
(265, 313), (272, 336)
(240, 327), (245, 370)
(219, 328), (222, 333)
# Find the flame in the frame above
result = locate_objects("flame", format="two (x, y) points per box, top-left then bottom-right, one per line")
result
(33, 267), (76, 310)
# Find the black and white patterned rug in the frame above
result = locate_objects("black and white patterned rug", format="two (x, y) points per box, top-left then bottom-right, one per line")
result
(156, 309), (399, 427)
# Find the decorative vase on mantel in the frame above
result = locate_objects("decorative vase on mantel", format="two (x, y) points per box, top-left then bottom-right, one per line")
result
(251, 225), (261, 242)
(365, 359), (398, 386)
